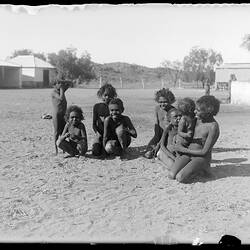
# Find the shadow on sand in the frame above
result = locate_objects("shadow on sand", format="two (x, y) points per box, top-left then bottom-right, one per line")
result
(213, 147), (250, 153)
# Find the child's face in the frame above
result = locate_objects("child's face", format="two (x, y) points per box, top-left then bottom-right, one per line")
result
(69, 111), (81, 126)
(169, 111), (180, 127)
(55, 82), (62, 90)
(102, 90), (113, 104)
(109, 104), (121, 120)
(158, 96), (170, 110)
(195, 104), (209, 121)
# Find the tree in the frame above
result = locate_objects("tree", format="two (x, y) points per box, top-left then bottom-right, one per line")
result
(183, 46), (223, 87)
(241, 34), (250, 51)
(160, 60), (183, 87)
(48, 47), (96, 84)
(10, 49), (46, 61)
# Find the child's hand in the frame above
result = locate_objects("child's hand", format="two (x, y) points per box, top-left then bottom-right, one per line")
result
(64, 132), (70, 138)
(187, 131), (193, 138)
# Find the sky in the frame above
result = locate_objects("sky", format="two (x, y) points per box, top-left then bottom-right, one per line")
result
(1, 4), (250, 68)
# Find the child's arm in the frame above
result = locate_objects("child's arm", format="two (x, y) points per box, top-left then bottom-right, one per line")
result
(154, 106), (161, 138)
(174, 122), (220, 157)
(80, 123), (87, 142)
(124, 116), (137, 138)
(178, 117), (192, 138)
(92, 104), (98, 134)
(160, 125), (176, 160)
(102, 117), (110, 149)
(59, 123), (70, 140)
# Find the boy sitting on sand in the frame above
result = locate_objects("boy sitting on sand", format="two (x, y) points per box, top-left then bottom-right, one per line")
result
(57, 105), (88, 157)
(103, 98), (137, 159)
(155, 108), (181, 169)
(174, 97), (196, 155)
(144, 88), (176, 159)
(92, 84), (117, 157)
(51, 79), (70, 155)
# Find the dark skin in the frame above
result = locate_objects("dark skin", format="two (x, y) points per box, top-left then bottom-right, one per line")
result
(155, 110), (180, 160)
(103, 103), (137, 156)
(58, 111), (87, 157)
(169, 105), (220, 183)
(92, 89), (114, 136)
(146, 96), (174, 152)
(51, 82), (69, 155)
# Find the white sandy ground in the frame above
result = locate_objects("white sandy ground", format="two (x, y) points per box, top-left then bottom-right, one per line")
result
(0, 88), (250, 244)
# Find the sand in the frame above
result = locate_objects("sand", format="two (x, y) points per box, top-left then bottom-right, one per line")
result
(0, 88), (250, 244)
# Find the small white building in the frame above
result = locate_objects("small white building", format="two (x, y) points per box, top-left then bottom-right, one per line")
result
(215, 63), (250, 89)
(0, 60), (22, 88)
(7, 55), (56, 88)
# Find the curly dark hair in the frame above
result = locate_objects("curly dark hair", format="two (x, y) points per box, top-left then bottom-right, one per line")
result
(109, 98), (124, 113)
(97, 83), (117, 99)
(64, 105), (84, 122)
(196, 95), (220, 116)
(154, 88), (176, 104)
(178, 97), (196, 116)
(166, 107), (178, 121)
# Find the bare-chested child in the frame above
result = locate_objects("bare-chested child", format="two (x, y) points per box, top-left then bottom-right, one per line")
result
(103, 98), (137, 158)
(57, 105), (87, 157)
(174, 97), (196, 154)
(169, 95), (220, 183)
(51, 79), (70, 155)
(144, 88), (176, 159)
(92, 84), (117, 156)
(155, 108), (181, 169)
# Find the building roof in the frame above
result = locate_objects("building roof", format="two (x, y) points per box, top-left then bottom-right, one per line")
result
(7, 55), (55, 69)
(0, 60), (21, 68)
(216, 63), (250, 69)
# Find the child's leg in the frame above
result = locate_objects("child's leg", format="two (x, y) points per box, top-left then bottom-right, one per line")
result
(168, 155), (191, 179)
(53, 113), (65, 154)
(156, 147), (174, 170)
(105, 140), (121, 155)
(92, 134), (103, 156)
(175, 157), (209, 183)
(57, 138), (76, 156)
(77, 139), (88, 156)
(115, 125), (131, 151)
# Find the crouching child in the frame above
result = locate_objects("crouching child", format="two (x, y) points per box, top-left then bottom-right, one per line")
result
(103, 98), (137, 158)
(57, 105), (88, 157)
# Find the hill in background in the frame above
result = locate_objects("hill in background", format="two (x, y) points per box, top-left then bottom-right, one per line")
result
(86, 62), (177, 89)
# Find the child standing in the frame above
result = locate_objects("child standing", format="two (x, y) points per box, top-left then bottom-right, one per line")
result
(155, 108), (181, 169)
(144, 88), (176, 159)
(51, 79), (69, 155)
(57, 105), (88, 157)
(103, 98), (137, 158)
(174, 97), (196, 151)
(92, 84), (117, 156)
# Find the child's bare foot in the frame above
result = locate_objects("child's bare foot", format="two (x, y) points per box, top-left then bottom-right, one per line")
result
(167, 172), (175, 180)
(144, 150), (154, 159)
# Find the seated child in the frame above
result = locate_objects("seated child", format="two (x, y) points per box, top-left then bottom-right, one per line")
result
(57, 105), (88, 157)
(103, 98), (137, 158)
(155, 108), (181, 169)
(51, 79), (70, 155)
(92, 84), (117, 156)
(144, 88), (176, 159)
(174, 97), (196, 153)
(169, 95), (220, 183)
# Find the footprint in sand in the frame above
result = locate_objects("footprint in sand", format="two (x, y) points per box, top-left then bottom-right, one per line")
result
(165, 189), (178, 194)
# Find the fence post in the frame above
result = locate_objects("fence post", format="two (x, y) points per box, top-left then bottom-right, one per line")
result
(99, 76), (102, 88)
(141, 78), (145, 89)
(120, 77), (123, 88)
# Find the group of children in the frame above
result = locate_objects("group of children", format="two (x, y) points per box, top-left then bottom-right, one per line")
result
(51, 79), (220, 182)
(51, 80), (137, 159)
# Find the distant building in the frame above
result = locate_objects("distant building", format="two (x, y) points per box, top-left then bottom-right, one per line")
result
(0, 60), (21, 88)
(7, 55), (56, 88)
(215, 63), (250, 90)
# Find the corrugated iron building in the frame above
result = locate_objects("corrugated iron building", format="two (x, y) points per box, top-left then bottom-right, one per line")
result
(215, 63), (250, 89)
(7, 55), (56, 88)
(0, 61), (21, 88)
